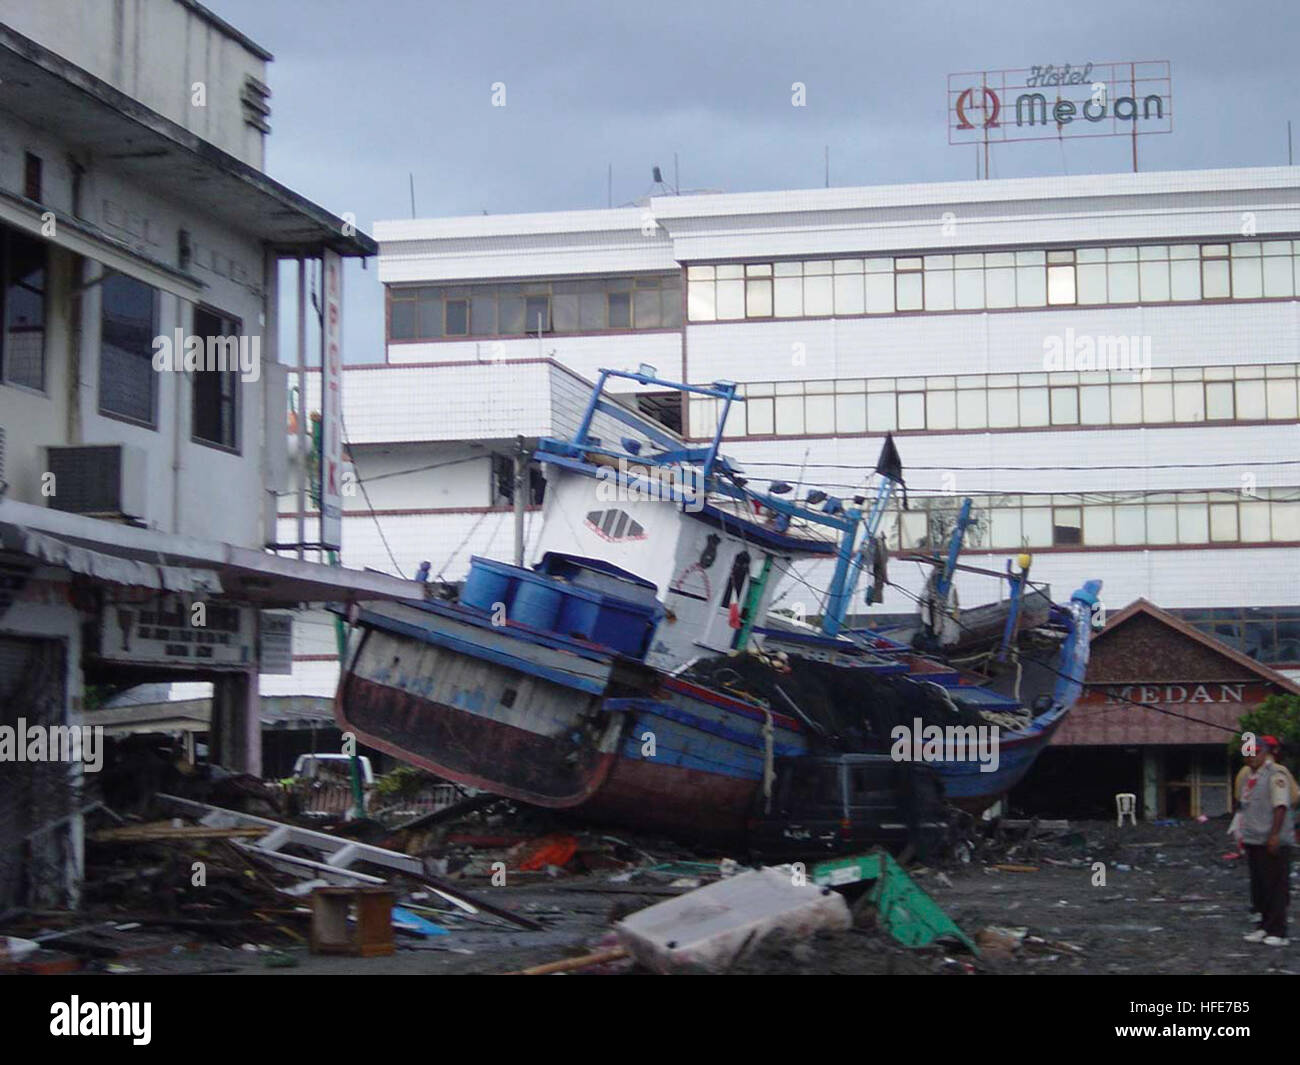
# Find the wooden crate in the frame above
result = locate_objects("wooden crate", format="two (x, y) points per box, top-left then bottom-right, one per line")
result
(309, 887), (396, 957)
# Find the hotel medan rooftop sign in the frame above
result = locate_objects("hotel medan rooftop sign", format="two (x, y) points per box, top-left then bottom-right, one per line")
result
(947, 60), (1173, 145)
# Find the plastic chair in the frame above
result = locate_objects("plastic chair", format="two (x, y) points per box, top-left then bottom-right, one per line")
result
(1116, 792), (1137, 827)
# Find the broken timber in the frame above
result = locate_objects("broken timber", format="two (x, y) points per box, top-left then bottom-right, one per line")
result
(156, 794), (542, 931)
(510, 947), (630, 975)
(91, 824), (269, 842)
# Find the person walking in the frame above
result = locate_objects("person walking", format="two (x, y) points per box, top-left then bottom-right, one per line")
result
(1240, 735), (1294, 946)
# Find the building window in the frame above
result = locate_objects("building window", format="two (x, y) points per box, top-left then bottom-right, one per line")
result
(99, 273), (158, 426)
(524, 295), (550, 334)
(1175, 606), (1300, 664)
(23, 153), (42, 202)
(388, 273), (681, 342)
(491, 452), (545, 506)
(885, 489), (1300, 553)
(608, 291), (631, 328)
(686, 238), (1300, 322)
(1, 224), (47, 391)
(191, 306), (240, 451)
(688, 363), (1300, 440)
(445, 298), (469, 336)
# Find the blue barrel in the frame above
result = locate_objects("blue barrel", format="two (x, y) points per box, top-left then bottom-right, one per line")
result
(592, 598), (659, 656)
(512, 576), (564, 630)
(557, 586), (602, 642)
(556, 584), (658, 656)
(461, 556), (515, 612)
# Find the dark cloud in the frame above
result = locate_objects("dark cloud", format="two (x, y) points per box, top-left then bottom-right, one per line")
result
(208, 0), (1300, 360)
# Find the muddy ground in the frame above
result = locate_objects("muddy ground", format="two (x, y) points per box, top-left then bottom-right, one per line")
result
(72, 816), (1300, 976)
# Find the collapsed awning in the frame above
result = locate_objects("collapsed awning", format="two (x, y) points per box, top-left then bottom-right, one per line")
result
(0, 498), (423, 607)
(12, 529), (223, 593)
(80, 695), (336, 736)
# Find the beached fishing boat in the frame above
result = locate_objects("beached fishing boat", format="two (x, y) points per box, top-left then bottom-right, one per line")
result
(334, 368), (1101, 841)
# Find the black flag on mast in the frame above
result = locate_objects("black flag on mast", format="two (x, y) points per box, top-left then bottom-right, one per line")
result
(873, 433), (907, 509)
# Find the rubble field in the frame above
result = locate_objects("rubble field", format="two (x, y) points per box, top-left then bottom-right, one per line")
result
(4, 794), (1296, 975)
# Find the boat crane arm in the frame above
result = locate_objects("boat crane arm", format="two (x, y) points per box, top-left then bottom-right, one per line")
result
(822, 435), (908, 636)
(826, 477), (897, 633)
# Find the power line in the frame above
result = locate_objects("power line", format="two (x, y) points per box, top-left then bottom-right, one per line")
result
(736, 457), (1300, 473)
(722, 481), (1300, 501)
(356, 453), (487, 484)
(340, 413), (407, 579)
(435, 509), (494, 582)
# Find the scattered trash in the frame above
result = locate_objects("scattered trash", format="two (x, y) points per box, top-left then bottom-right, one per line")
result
(812, 850), (977, 953)
(513, 834), (580, 872)
(392, 906), (448, 937)
(976, 925), (1026, 958)
(0, 936), (38, 963)
(264, 951), (299, 968)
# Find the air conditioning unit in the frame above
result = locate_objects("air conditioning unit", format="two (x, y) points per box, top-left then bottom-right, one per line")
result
(43, 444), (147, 520)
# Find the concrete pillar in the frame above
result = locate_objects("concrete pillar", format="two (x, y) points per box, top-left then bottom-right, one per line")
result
(211, 670), (261, 776)
(1141, 748), (1161, 819)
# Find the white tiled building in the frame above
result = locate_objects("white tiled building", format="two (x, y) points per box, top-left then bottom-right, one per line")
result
(280, 167), (1300, 697)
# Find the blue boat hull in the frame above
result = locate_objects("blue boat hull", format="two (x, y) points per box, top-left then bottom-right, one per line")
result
(336, 584), (1100, 835)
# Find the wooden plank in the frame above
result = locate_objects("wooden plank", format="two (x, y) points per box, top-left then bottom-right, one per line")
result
(509, 947), (629, 975)
(91, 825), (268, 842)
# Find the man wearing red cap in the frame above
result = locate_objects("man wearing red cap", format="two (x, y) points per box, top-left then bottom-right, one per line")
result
(1240, 735), (1293, 946)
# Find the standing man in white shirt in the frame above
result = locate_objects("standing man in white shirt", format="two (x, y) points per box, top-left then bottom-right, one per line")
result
(1241, 735), (1293, 946)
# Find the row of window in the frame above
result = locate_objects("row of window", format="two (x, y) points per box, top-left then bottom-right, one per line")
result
(883, 489), (1300, 551)
(98, 273), (241, 450)
(0, 224), (244, 451)
(1174, 607), (1300, 664)
(388, 274), (683, 341)
(685, 364), (1300, 438)
(686, 239), (1300, 321)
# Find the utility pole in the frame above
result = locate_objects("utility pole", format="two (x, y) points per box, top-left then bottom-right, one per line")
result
(296, 257), (307, 560)
(513, 434), (529, 566)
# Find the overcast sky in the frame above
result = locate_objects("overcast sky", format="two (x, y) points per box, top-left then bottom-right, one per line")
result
(209, 0), (1300, 361)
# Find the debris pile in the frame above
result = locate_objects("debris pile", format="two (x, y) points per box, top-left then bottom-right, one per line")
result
(1, 785), (998, 975)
